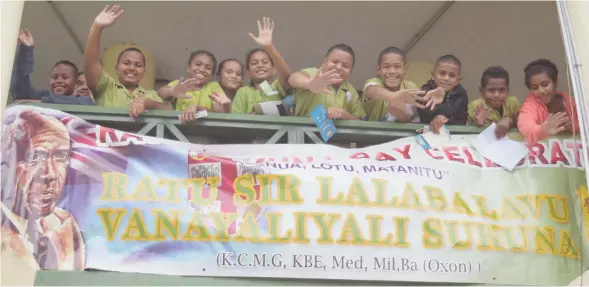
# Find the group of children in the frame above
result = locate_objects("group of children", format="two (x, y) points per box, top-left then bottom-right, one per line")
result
(10, 4), (579, 145)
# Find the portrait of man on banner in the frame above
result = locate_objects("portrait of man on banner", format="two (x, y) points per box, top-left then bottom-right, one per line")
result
(1, 110), (85, 270)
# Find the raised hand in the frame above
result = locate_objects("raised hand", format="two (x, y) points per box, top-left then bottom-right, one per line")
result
(248, 17), (275, 47)
(392, 89), (426, 108)
(562, 118), (574, 132)
(474, 104), (491, 126)
(423, 87), (445, 110)
(209, 91), (231, 105)
(172, 77), (201, 99)
(308, 66), (341, 94)
(18, 29), (34, 47)
(94, 5), (124, 28)
(541, 112), (569, 136)
(74, 85), (93, 99)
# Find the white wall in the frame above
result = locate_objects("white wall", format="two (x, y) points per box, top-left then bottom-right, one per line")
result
(18, 1), (566, 102)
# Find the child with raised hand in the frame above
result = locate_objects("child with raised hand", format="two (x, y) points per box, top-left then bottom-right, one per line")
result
(217, 59), (244, 101)
(363, 47), (442, 122)
(231, 17), (292, 114)
(10, 29), (93, 105)
(418, 54), (468, 133)
(288, 44), (365, 120)
(84, 5), (169, 119)
(468, 66), (520, 138)
(159, 50), (232, 123)
(518, 59), (578, 144)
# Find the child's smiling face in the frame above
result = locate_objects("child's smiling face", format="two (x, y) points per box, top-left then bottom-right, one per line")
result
(248, 51), (274, 84)
(432, 61), (461, 91)
(116, 51), (145, 87)
(50, 64), (77, 95)
(529, 72), (557, 105)
(187, 54), (215, 84)
(219, 60), (243, 91)
(481, 77), (509, 109)
(378, 53), (407, 91)
(322, 49), (353, 86)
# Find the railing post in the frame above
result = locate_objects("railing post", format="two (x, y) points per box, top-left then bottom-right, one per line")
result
(0, 4), (35, 286)
(0, 0), (25, 118)
(287, 130), (305, 144)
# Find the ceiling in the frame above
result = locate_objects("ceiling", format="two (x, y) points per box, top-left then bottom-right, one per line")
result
(19, 1), (567, 101)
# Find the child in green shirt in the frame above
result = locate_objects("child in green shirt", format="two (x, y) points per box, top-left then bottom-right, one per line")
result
(467, 66), (520, 138)
(288, 44), (365, 120)
(83, 5), (169, 119)
(231, 17), (292, 114)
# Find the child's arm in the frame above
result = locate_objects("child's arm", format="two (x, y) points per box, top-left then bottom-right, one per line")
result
(84, 5), (123, 90)
(509, 97), (521, 127)
(466, 101), (478, 126)
(158, 78), (198, 101)
(288, 68), (341, 94)
(419, 87), (468, 125)
(327, 107), (361, 120)
(365, 85), (425, 122)
(387, 103), (413, 123)
(364, 84), (422, 103)
(143, 98), (171, 110)
(129, 96), (172, 119)
(518, 102), (547, 144)
(417, 83), (437, 123)
(516, 99), (571, 144)
(158, 85), (176, 101)
(288, 71), (312, 90)
(210, 90), (232, 113)
(11, 30), (50, 101)
(249, 17), (292, 91)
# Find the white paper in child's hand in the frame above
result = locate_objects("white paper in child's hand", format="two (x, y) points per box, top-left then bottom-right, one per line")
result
(178, 110), (208, 120)
(256, 101), (282, 116)
(259, 80), (278, 96)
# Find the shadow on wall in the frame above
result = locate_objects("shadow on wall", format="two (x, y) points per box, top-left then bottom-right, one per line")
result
(406, 61), (434, 88)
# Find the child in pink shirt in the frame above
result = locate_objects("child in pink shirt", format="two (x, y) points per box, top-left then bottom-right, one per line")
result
(517, 59), (579, 144)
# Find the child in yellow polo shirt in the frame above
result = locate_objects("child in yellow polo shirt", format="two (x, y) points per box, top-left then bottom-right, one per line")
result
(288, 44), (365, 120)
(468, 66), (520, 138)
(217, 59), (244, 101)
(161, 51), (227, 105)
(363, 47), (431, 122)
(84, 5), (169, 119)
(231, 17), (292, 114)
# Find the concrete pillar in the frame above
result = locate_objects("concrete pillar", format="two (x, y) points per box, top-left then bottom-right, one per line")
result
(0, 0), (25, 118)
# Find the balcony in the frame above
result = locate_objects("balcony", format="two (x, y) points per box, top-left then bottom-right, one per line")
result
(13, 103), (498, 147)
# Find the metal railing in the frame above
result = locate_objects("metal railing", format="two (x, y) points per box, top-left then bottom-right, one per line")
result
(12, 102), (495, 147)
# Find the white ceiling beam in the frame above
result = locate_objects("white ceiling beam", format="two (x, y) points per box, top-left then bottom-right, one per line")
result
(47, 1), (84, 54)
(402, 1), (455, 55)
